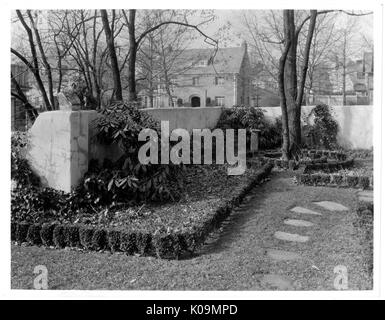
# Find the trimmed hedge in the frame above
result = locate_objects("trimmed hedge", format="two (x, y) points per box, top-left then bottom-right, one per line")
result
(257, 149), (347, 170)
(296, 156), (373, 189)
(303, 158), (354, 174)
(40, 223), (56, 246)
(11, 163), (273, 259)
(296, 172), (372, 189)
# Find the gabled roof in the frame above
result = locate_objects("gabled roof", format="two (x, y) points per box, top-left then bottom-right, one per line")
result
(171, 46), (246, 75)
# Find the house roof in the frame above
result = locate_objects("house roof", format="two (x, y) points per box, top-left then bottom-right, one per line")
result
(171, 46), (246, 75)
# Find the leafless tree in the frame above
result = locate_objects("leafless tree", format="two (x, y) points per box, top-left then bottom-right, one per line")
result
(121, 9), (218, 102)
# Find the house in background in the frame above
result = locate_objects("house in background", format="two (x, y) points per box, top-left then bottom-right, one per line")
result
(308, 51), (374, 106)
(348, 51), (373, 104)
(138, 41), (252, 108)
(11, 63), (32, 131)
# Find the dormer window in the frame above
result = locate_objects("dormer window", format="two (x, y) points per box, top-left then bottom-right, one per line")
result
(198, 59), (207, 67)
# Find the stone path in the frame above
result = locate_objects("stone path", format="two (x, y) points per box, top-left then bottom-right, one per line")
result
(357, 190), (373, 203)
(260, 179), (355, 290)
(290, 206), (322, 215)
(274, 231), (309, 243)
(313, 201), (349, 211)
(284, 219), (314, 227)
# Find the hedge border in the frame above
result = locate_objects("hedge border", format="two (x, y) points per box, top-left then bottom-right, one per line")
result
(11, 163), (273, 260)
(256, 149), (347, 170)
(295, 157), (373, 190)
(295, 172), (373, 190)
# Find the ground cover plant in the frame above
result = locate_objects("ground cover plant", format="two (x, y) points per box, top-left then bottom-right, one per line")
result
(12, 163), (272, 258)
(11, 102), (273, 258)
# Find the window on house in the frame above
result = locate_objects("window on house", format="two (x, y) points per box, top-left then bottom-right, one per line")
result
(357, 72), (365, 79)
(215, 96), (225, 107)
(198, 60), (207, 67)
(193, 77), (200, 86)
(215, 77), (225, 85)
(169, 97), (177, 107)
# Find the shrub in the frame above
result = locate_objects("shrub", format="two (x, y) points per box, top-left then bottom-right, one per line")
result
(136, 232), (153, 255)
(120, 232), (137, 255)
(216, 106), (282, 150)
(53, 225), (66, 248)
(63, 225), (80, 247)
(11, 223), (17, 241)
(307, 104), (339, 149)
(40, 223), (57, 246)
(16, 222), (31, 243)
(107, 229), (121, 252)
(154, 233), (181, 259)
(91, 229), (107, 250)
(26, 224), (42, 245)
(79, 225), (94, 249)
(11, 132), (40, 188)
(83, 101), (182, 204)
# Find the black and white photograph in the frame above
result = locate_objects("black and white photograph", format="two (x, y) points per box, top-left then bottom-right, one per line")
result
(2, 0), (384, 304)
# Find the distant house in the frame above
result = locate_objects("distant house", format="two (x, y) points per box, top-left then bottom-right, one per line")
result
(348, 51), (373, 104)
(309, 51), (374, 106)
(11, 63), (32, 131)
(138, 42), (252, 108)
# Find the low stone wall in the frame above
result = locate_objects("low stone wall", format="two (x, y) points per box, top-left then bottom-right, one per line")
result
(142, 106), (223, 132)
(262, 105), (373, 150)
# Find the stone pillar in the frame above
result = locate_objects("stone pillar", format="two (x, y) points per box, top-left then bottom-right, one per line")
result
(27, 110), (98, 193)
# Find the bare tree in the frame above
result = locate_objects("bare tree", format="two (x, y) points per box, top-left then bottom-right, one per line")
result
(121, 9), (218, 102)
(12, 10), (54, 110)
(101, 9), (123, 101)
(332, 16), (361, 105)
(11, 72), (38, 121)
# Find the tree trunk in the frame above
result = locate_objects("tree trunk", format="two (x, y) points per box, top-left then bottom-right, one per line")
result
(14, 11), (52, 111)
(101, 9), (123, 101)
(283, 10), (301, 158)
(28, 10), (56, 109)
(280, 10), (317, 160)
(11, 72), (38, 121)
(279, 11), (292, 161)
(128, 9), (137, 102)
(342, 54), (346, 106)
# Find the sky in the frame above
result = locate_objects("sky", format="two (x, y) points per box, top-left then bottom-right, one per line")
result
(191, 9), (373, 49)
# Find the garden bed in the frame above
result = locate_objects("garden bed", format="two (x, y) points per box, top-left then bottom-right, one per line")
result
(295, 158), (373, 190)
(256, 149), (348, 170)
(11, 163), (273, 259)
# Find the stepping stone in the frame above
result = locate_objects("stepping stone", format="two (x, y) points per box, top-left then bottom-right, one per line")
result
(358, 196), (373, 203)
(266, 249), (301, 261)
(290, 206), (322, 216)
(357, 190), (373, 198)
(284, 219), (314, 227)
(261, 274), (293, 290)
(313, 201), (348, 211)
(274, 231), (309, 243)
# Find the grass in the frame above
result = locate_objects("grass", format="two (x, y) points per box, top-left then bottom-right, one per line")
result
(11, 169), (372, 290)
